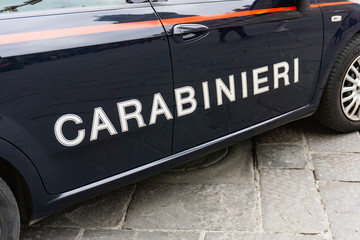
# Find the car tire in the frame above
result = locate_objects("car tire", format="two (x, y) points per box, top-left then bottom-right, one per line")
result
(0, 177), (20, 240)
(316, 34), (360, 132)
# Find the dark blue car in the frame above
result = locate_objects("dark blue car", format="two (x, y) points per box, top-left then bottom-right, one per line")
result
(1, 0), (360, 238)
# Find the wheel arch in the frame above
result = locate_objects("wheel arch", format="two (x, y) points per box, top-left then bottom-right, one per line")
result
(312, 26), (360, 108)
(0, 138), (52, 223)
(0, 158), (32, 223)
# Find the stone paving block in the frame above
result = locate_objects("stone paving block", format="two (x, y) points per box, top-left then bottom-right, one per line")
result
(318, 181), (360, 212)
(303, 120), (360, 152)
(40, 185), (135, 228)
(124, 183), (256, 231)
(257, 123), (303, 144)
(312, 153), (360, 181)
(83, 230), (199, 240)
(20, 227), (80, 240)
(260, 169), (326, 233)
(149, 141), (253, 184)
(205, 232), (327, 240)
(257, 144), (307, 169)
(328, 213), (360, 240)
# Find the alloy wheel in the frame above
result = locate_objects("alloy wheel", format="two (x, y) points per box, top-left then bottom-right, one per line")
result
(341, 55), (360, 121)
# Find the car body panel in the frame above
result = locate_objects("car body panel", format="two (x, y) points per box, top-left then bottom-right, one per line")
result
(0, 4), (173, 194)
(313, 0), (360, 104)
(152, 0), (323, 152)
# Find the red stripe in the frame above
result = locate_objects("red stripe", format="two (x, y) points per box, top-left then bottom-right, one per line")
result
(317, 1), (356, 7)
(0, 1), (357, 46)
(161, 7), (296, 25)
(0, 20), (161, 45)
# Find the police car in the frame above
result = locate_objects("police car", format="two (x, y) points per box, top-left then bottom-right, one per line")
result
(1, 0), (360, 238)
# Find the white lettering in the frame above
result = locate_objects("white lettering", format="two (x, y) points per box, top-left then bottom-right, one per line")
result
(55, 58), (301, 147)
(241, 71), (248, 98)
(117, 100), (146, 132)
(253, 66), (269, 95)
(216, 75), (235, 105)
(90, 107), (118, 141)
(273, 61), (290, 89)
(202, 81), (210, 109)
(175, 86), (197, 117)
(149, 93), (173, 125)
(294, 58), (299, 83)
(54, 114), (85, 147)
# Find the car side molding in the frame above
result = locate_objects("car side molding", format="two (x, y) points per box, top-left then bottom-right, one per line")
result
(46, 104), (315, 206)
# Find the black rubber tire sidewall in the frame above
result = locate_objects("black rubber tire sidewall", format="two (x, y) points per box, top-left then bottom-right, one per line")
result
(316, 35), (360, 132)
(0, 177), (20, 240)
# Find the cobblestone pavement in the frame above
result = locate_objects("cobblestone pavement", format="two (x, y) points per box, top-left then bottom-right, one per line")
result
(20, 118), (360, 240)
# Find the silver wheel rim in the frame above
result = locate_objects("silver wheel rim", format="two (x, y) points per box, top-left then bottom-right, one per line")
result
(341, 55), (360, 121)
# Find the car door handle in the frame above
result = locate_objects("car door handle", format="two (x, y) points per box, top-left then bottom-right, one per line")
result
(172, 24), (209, 43)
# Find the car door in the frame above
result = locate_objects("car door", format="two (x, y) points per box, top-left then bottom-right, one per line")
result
(151, 0), (323, 152)
(0, 1), (173, 194)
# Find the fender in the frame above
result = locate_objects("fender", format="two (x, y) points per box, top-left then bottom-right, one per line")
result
(0, 138), (52, 222)
(311, 1), (360, 106)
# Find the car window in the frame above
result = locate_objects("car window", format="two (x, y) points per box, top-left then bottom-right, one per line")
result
(0, 0), (128, 13)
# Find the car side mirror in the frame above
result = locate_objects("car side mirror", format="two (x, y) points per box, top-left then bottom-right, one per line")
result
(296, 0), (311, 13)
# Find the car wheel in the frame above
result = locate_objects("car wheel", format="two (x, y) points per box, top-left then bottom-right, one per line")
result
(316, 34), (360, 132)
(0, 177), (20, 240)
